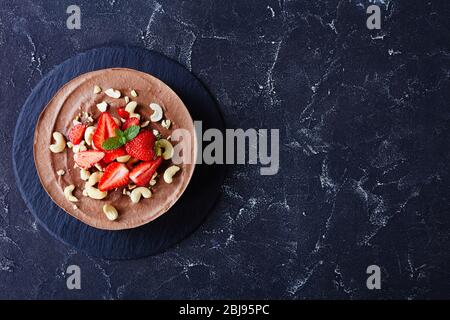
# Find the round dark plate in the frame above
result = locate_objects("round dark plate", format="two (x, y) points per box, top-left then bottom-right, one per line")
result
(12, 46), (225, 259)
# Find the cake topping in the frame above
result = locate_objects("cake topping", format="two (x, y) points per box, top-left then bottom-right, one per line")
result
(104, 88), (121, 99)
(93, 85), (102, 94)
(149, 103), (163, 122)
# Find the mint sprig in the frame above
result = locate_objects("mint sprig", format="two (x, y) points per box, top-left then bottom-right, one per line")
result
(102, 125), (140, 150)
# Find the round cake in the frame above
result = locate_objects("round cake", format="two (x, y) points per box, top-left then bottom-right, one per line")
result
(33, 68), (197, 230)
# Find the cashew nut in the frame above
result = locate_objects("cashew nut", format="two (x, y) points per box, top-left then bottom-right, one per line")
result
(130, 187), (152, 204)
(104, 88), (121, 99)
(49, 132), (66, 153)
(93, 85), (102, 94)
(64, 185), (78, 202)
(85, 185), (108, 200)
(87, 171), (103, 186)
(149, 103), (163, 122)
(84, 126), (96, 146)
(96, 101), (108, 112)
(161, 119), (171, 129)
(116, 155), (131, 163)
(124, 101), (141, 119)
(155, 139), (174, 160)
(80, 168), (91, 181)
(112, 117), (121, 127)
(163, 166), (180, 184)
(103, 204), (118, 221)
(73, 141), (87, 153)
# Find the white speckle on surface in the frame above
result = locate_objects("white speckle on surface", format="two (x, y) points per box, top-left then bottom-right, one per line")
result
(388, 49), (402, 56)
(267, 5), (275, 18)
(0, 256), (15, 272)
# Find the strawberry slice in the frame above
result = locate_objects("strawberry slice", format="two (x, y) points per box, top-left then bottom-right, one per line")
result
(129, 157), (163, 186)
(98, 162), (129, 191)
(125, 130), (156, 161)
(92, 112), (119, 150)
(125, 157), (140, 170)
(68, 124), (87, 145)
(74, 150), (105, 169)
(117, 108), (129, 120)
(122, 117), (140, 130)
(102, 146), (127, 164)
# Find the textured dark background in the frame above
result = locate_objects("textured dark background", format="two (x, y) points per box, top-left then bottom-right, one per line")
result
(1, 0), (449, 299)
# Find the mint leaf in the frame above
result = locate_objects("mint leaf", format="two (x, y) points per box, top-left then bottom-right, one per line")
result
(101, 126), (140, 151)
(124, 125), (140, 141)
(115, 128), (125, 139)
(102, 136), (124, 150)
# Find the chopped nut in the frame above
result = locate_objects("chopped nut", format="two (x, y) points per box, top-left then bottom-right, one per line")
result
(149, 179), (157, 186)
(73, 205), (78, 210)
(67, 141), (74, 148)
(64, 185), (78, 202)
(93, 85), (102, 94)
(124, 96), (130, 104)
(112, 117), (121, 126)
(141, 120), (150, 128)
(80, 168), (91, 181)
(105, 88), (121, 99)
(161, 119), (171, 129)
(130, 90), (138, 97)
(94, 164), (104, 172)
(103, 204), (119, 221)
(73, 141), (87, 153)
(116, 155), (131, 163)
(96, 101), (108, 112)
(149, 103), (163, 122)
(72, 119), (82, 126)
(56, 169), (65, 176)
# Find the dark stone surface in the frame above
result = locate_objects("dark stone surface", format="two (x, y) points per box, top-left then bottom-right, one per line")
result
(0, 0), (449, 299)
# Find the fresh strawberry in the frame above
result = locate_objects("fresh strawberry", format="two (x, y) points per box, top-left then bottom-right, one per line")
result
(129, 157), (162, 186)
(102, 146), (127, 164)
(92, 112), (119, 150)
(125, 157), (140, 170)
(74, 150), (105, 169)
(122, 117), (140, 130)
(68, 124), (87, 145)
(125, 130), (156, 161)
(98, 162), (129, 191)
(117, 108), (129, 120)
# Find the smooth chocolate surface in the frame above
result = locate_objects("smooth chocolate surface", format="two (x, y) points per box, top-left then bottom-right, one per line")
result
(34, 68), (196, 230)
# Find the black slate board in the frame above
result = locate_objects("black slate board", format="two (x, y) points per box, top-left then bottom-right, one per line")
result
(12, 47), (226, 259)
